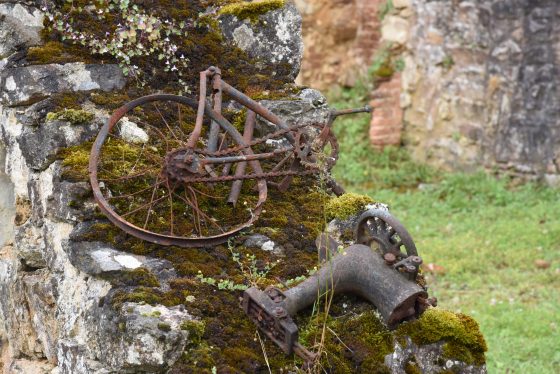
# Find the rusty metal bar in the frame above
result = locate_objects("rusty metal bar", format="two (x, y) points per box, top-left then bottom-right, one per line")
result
(207, 68), (222, 153)
(331, 105), (372, 118)
(201, 147), (291, 165)
(187, 69), (211, 149)
(228, 110), (256, 205)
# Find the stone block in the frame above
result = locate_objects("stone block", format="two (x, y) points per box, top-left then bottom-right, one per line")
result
(1, 63), (126, 106)
(381, 16), (409, 45)
(0, 3), (43, 59)
(220, 2), (303, 80)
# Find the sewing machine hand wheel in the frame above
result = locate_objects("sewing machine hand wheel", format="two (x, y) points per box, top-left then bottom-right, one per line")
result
(354, 209), (418, 259)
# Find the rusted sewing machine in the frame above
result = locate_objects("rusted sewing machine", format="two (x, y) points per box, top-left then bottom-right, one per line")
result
(89, 66), (370, 247)
(242, 209), (437, 362)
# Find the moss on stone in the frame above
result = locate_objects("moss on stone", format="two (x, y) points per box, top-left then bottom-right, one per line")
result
(324, 192), (375, 221)
(46, 109), (95, 125)
(298, 309), (393, 373)
(99, 267), (160, 288)
(89, 91), (130, 109)
(396, 308), (487, 366)
(26, 41), (90, 64)
(121, 268), (161, 287)
(219, 0), (286, 23)
(404, 360), (422, 374)
(157, 322), (172, 332)
(111, 286), (184, 309)
(181, 320), (205, 344)
(58, 142), (91, 181)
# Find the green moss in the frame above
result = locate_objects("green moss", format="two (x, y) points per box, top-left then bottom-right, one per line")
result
(158, 322), (172, 332)
(111, 286), (183, 309)
(404, 360), (422, 374)
(222, 347), (263, 372)
(26, 41), (79, 64)
(89, 91), (130, 109)
(77, 223), (120, 244)
(46, 109), (95, 125)
(324, 193), (375, 221)
(181, 320), (206, 345)
(299, 309), (393, 373)
(58, 142), (91, 181)
(219, 0), (286, 23)
(121, 268), (161, 287)
(99, 267), (160, 288)
(396, 308), (487, 365)
(50, 92), (88, 111)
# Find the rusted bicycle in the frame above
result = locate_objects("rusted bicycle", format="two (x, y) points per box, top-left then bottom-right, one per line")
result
(89, 66), (370, 247)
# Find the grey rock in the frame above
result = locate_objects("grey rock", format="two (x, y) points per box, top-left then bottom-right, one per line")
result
(67, 239), (177, 289)
(87, 301), (192, 373)
(244, 233), (284, 255)
(15, 222), (47, 268)
(1, 63), (126, 106)
(68, 241), (146, 275)
(385, 337), (487, 374)
(257, 88), (331, 135)
(50, 180), (96, 223)
(17, 113), (102, 170)
(0, 3), (43, 59)
(220, 2), (303, 80)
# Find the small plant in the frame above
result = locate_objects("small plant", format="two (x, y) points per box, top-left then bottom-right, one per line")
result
(230, 247), (279, 287)
(196, 271), (247, 291)
(379, 0), (394, 21)
(41, 0), (190, 88)
(393, 57), (406, 72)
(441, 55), (455, 69)
(196, 240), (279, 291)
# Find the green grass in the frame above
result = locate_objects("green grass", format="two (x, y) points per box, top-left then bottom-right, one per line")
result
(329, 87), (560, 373)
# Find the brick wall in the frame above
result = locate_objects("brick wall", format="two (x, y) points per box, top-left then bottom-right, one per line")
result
(296, 0), (405, 148)
(369, 74), (403, 147)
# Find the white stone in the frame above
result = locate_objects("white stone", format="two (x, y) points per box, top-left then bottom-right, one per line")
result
(90, 250), (122, 272)
(5, 76), (16, 91)
(261, 240), (275, 252)
(232, 24), (255, 51)
(65, 64), (100, 91)
(0, 4), (44, 28)
(114, 255), (142, 269)
(381, 16), (409, 45)
(118, 117), (149, 143)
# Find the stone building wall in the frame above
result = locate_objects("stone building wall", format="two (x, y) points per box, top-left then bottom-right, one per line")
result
(400, 0), (560, 182)
(297, 0), (560, 182)
(294, 0), (384, 89)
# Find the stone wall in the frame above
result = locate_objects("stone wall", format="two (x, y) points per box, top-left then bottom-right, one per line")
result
(294, 0), (383, 89)
(297, 0), (560, 181)
(399, 0), (560, 181)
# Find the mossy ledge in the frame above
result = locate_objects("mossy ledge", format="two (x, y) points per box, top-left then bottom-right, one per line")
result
(46, 109), (94, 125)
(325, 192), (375, 221)
(219, 0), (286, 23)
(396, 308), (488, 366)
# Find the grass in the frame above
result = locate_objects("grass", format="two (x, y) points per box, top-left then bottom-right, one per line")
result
(329, 86), (560, 373)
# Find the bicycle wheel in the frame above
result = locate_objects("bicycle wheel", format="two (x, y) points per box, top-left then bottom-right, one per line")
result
(89, 94), (267, 247)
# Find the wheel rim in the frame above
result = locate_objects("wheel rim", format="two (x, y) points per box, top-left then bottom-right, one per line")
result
(89, 94), (267, 247)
